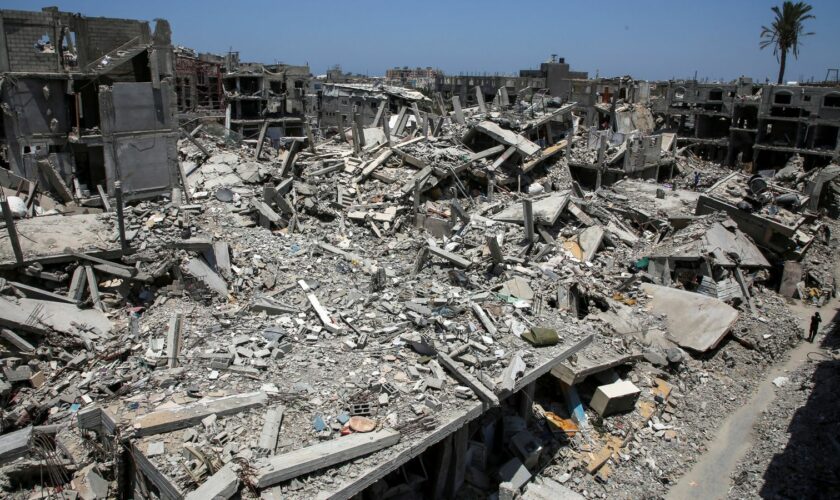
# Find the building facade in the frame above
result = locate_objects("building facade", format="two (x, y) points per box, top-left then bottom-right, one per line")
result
(0, 7), (179, 201)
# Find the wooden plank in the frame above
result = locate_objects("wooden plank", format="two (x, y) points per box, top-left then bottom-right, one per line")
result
(133, 392), (267, 437)
(254, 429), (401, 488)
(299, 280), (342, 333)
(522, 140), (567, 173)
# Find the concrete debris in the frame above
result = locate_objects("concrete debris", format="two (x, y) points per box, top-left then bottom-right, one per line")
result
(641, 283), (739, 352)
(0, 7), (837, 500)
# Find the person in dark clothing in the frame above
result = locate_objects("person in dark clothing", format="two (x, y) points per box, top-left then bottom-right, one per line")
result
(808, 312), (822, 343)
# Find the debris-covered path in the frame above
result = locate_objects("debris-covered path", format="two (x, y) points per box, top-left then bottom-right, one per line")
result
(668, 296), (839, 500)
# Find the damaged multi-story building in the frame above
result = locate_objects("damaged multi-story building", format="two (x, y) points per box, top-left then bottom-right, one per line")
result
(656, 78), (840, 170)
(314, 82), (430, 133)
(222, 57), (310, 142)
(173, 46), (225, 116)
(0, 7), (179, 201)
(435, 56), (588, 108)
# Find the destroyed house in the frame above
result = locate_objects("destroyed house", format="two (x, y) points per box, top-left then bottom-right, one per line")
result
(658, 78), (840, 170)
(696, 171), (815, 256)
(0, 7), (180, 201)
(316, 82), (430, 133)
(436, 58), (588, 108)
(223, 61), (310, 141)
(754, 84), (840, 169)
(174, 47), (224, 115)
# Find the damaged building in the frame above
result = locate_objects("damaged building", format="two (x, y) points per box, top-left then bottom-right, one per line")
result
(0, 6), (839, 500)
(222, 58), (310, 142)
(0, 7), (179, 202)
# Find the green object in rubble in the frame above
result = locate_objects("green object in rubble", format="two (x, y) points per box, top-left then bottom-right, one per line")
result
(522, 327), (559, 346)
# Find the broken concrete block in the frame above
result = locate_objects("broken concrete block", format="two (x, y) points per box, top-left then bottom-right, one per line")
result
(498, 456), (531, 490)
(589, 380), (641, 417)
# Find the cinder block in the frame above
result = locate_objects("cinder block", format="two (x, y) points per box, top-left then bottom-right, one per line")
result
(589, 380), (640, 417)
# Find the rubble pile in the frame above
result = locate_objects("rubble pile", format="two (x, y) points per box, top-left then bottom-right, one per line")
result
(0, 78), (838, 500)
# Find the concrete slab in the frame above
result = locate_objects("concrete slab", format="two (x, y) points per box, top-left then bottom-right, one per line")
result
(0, 214), (117, 267)
(0, 296), (113, 336)
(641, 283), (739, 352)
(473, 121), (541, 156)
(493, 192), (569, 227)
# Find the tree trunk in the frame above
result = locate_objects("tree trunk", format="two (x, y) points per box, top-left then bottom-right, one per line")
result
(777, 49), (788, 84)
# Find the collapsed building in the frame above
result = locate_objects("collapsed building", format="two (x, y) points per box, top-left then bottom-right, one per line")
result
(0, 7), (179, 202)
(0, 6), (839, 500)
(435, 56), (588, 109)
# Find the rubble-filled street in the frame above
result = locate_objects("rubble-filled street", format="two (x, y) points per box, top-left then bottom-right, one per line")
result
(1, 4), (839, 500)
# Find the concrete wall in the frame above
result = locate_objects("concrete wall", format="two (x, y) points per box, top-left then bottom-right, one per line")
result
(0, 10), (60, 72)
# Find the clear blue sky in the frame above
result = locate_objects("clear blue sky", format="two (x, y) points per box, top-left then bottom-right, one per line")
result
(5, 0), (839, 82)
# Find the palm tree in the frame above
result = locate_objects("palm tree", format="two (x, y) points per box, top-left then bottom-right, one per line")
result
(760, 2), (815, 84)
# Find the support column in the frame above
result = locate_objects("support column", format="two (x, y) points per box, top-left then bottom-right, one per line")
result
(0, 194), (23, 267)
(522, 198), (534, 243)
(114, 181), (128, 255)
(475, 86), (487, 113)
(452, 96), (465, 124)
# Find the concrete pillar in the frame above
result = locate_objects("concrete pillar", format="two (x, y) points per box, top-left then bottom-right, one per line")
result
(452, 96), (465, 124)
(475, 86), (487, 113)
(520, 381), (536, 423)
(522, 198), (534, 243)
(0, 196), (23, 267)
(432, 436), (453, 499)
(447, 425), (469, 497)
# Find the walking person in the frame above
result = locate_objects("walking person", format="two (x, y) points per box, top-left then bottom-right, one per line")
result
(808, 311), (822, 343)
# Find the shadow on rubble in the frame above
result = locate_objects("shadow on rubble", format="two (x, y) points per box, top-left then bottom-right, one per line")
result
(752, 306), (840, 499)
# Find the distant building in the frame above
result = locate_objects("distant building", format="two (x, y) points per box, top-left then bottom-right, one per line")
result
(314, 82), (430, 132)
(222, 57), (311, 140)
(174, 46), (224, 115)
(435, 56), (588, 107)
(385, 66), (442, 90)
